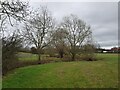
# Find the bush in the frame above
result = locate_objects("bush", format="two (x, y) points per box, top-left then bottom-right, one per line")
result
(62, 55), (71, 62)
(2, 35), (22, 75)
(80, 44), (96, 61)
(80, 54), (96, 61)
(31, 47), (37, 54)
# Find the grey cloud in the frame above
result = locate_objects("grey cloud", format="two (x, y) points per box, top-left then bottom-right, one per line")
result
(99, 40), (118, 47)
(29, 2), (118, 49)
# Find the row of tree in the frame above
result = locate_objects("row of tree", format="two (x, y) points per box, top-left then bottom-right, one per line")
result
(19, 7), (93, 61)
(1, 0), (96, 74)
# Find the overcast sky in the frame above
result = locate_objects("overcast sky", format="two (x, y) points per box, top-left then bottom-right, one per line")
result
(28, 1), (118, 49)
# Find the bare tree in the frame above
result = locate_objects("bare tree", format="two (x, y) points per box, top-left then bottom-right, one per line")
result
(61, 14), (92, 61)
(22, 7), (54, 61)
(0, 0), (29, 39)
(80, 34), (96, 61)
(0, 0), (29, 27)
(0, 0), (29, 74)
(52, 27), (67, 58)
(2, 32), (22, 75)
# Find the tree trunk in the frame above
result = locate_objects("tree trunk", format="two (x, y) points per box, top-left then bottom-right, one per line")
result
(38, 53), (41, 61)
(59, 51), (64, 58)
(58, 50), (64, 58)
(37, 48), (41, 64)
(71, 53), (76, 61)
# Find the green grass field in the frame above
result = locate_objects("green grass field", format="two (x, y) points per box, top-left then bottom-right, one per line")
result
(3, 53), (118, 88)
(18, 52), (61, 61)
(18, 52), (38, 61)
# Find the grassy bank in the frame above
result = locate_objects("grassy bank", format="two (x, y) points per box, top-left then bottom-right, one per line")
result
(3, 53), (118, 88)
